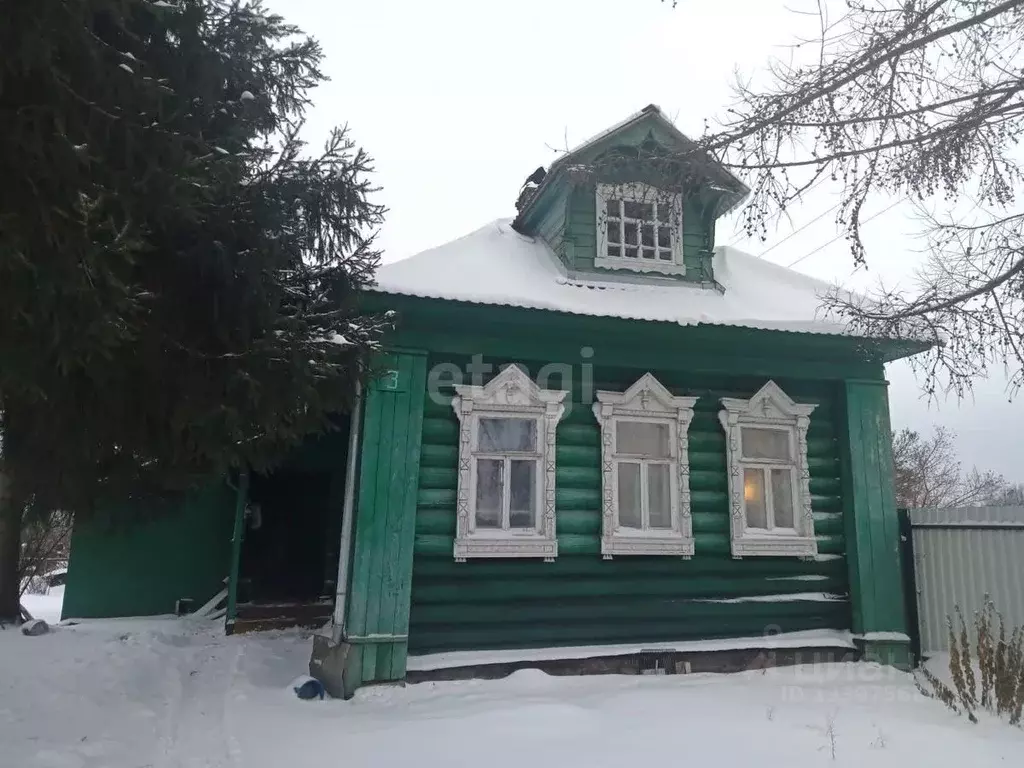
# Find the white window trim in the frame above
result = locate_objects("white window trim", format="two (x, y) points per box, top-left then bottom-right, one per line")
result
(593, 373), (698, 558)
(451, 364), (567, 561)
(718, 380), (818, 558)
(595, 182), (685, 276)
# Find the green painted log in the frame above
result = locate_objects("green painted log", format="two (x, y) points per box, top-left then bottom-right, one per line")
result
(557, 424), (599, 447)
(409, 596), (851, 626)
(415, 508), (845, 538)
(407, 613), (846, 655)
(556, 445), (601, 466)
(419, 443), (458, 468)
(412, 575), (847, 604)
(411, 554), (847, 579)
(421, 418), (458, 444)
(415, 487), (843, 519)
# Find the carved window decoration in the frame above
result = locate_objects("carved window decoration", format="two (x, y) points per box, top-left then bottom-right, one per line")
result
(451, 364), (567, 561)
(593, 373), (698, 558)
(595, 182), (684, 276)
(718, 381), (818, 558)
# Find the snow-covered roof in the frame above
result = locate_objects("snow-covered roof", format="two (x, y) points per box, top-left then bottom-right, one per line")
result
(372, 219), (871, 339)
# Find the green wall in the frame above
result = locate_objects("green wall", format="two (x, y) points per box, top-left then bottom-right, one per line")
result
(564, 183), (714, 279)
(407, 353), (851, 655)
(63, 483), (235, 619)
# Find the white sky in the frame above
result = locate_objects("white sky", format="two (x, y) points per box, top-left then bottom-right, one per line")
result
(265, 0), (1022, 482)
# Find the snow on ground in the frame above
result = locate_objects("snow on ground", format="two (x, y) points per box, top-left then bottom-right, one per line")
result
(21, 586), (66, 625)
(2, 618), (1023, 768)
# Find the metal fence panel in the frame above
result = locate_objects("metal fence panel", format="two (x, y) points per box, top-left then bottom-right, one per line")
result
(909, 506), (1024, 654)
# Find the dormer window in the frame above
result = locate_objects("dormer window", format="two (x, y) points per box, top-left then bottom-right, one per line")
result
(596, 182), (684, 275)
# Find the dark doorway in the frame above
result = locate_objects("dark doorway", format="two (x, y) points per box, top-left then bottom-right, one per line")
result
(240, 469), (334, 603)
(235, 422), (350, 625)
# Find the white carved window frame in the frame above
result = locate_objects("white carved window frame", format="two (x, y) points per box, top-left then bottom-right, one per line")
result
(595, 182), (685, 276)
(451, 364), (567, 562)
(718, 380), (818, 558)
(593, 373), (698, 558)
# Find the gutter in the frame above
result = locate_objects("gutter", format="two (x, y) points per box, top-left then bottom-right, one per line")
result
(331, 381), (363, 643)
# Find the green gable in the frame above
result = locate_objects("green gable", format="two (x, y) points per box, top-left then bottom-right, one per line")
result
(513, 105), (749, 285)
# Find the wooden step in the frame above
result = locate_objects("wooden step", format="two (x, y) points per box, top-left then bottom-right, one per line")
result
(230, 616), (330, 634)
(230, 600), (333, 634)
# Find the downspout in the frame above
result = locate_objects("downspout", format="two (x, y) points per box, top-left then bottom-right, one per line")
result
(331, 381), (363, 644)
(225, 469), (249, 634)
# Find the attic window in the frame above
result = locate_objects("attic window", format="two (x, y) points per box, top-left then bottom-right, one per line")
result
(596, 183), (684, 275)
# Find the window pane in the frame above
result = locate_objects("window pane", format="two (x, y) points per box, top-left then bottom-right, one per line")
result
(657, 227), (671, 248)
(616, 421), (669, 458)
(641, 248), (655, 260)
(624, 247), (638, 259)
(771, 469), (795, 529)
(606, 198), (621, 218)
(475, 459), (502, 528)
(607, 245), (620, 258)
(641, 224), (655, 247)
(648, 464), (672, 529)
(743, 468), (767, 528)
(656, 204), (671, 223)
(509, 460), (536, 529)
(617, 462), (642, 528)
(624, 201), (653, 220)
(479, 418), (536, 452)
(623, 221), (638, 245)
(741, 427), (792, 461)
(607, 221), (621, 244)
(657, 249), (672, 261)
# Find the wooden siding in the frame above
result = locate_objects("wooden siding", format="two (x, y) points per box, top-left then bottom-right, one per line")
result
(840, 380), (909, 665)
(407, 354), (851, 655)
(565, 184), (714, 279)
(533, 193), (569, 268)
(345, 351), (429, 683)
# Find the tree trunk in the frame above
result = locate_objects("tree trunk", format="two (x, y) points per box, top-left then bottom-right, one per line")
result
(0, 459), (23, 623)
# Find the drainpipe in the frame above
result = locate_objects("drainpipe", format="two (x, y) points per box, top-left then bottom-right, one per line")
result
(331, 381), (363, 644)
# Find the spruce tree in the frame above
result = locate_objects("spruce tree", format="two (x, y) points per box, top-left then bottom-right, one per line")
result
(0, 0), (389, 621)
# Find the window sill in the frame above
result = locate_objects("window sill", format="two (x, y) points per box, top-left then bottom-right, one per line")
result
(601, 532), (695, 559)
(454, 535), (558, 562)
(594, 256), (687, 277)
(730, 534), (818, 559)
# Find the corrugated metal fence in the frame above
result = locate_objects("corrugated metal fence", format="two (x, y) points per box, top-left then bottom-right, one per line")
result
(902, 506), (1024, 655)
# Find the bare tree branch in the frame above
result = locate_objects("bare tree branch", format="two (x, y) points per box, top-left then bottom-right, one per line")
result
(691, 0), (1024, 398)
(893, 426), (1008, 508)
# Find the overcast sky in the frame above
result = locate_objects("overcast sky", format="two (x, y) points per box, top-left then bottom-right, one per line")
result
(265, 0), (1022, 482)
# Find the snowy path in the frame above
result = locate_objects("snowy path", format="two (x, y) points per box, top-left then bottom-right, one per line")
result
(2, 618), (1023, 768)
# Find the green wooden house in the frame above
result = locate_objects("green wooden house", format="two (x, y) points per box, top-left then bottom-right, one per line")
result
(62, 105), (928, 696)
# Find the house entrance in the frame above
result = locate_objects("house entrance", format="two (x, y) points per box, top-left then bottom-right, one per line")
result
(234, 423), (350, 631)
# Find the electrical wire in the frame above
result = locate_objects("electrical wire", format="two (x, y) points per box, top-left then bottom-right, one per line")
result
(785, 197), (906, 268)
